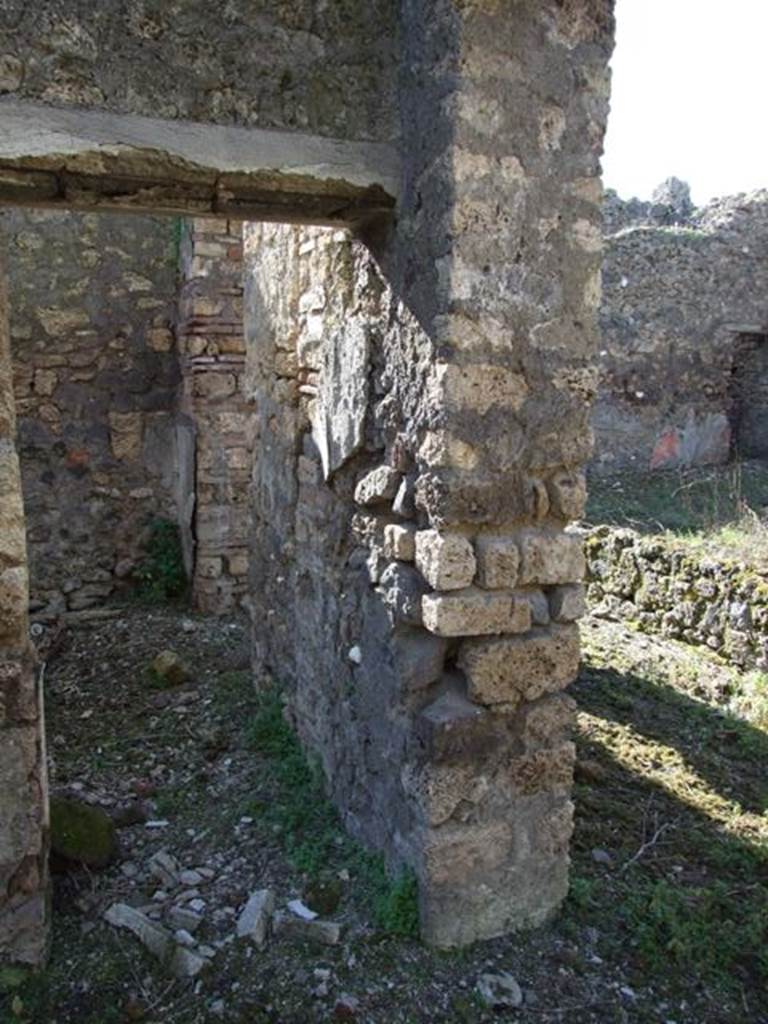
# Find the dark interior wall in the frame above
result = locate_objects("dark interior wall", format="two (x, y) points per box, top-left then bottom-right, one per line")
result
(731, 332), (768, 458)
(4, 209), (181, 616)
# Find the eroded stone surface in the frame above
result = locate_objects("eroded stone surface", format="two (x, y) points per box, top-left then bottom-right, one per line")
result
(415, 530), (476, 591)
(517, 530), (586, 586)
(422, 589), (532, 638)
(459, 626), (580, 707)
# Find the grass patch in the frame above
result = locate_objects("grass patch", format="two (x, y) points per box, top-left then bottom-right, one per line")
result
(246, 687), (420, 938)
(134, 517), (188, 605)
(568, 631), (768, 1000)
(586, 460), (768, 538)
(732, 670), (768, 729)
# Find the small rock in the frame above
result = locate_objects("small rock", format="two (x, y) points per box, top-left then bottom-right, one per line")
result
(197, 945), (216, 958)
(104, 903), (172, 961)
(591, 848), (613, 866)
(273, 911), (341, 946)
(287, 899), (317, 920)
(174, 929), (197, 948)
(236, 889), (275, 948)
(170, 946), (208, 978)
(347, 645), (362, 665)
(167, 906), (203, 933)
(181, 619), (195, 633)
(179, 869), (204, 886)
(476, 972), (523, 1009)
(148, 850), (180, 888)
(151, 650), (189, 686)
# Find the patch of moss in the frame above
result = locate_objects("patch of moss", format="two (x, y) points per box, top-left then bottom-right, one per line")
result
(50, 796), (117, 869)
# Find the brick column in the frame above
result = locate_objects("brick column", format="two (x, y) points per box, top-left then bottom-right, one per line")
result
(177, 219), (252, 614)
(0, 243), (49, 966)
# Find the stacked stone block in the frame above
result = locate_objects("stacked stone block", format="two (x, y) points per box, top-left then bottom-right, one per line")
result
(177, 219), (252, 614)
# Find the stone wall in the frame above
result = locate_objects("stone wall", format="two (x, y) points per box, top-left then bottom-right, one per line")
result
(246, 0), (614, 947)
(177, 218), (251, 614)
(0, 249), (48, 966)
(4, 210), (181, 616)
(594, 187), (768, 473)
(0, 1), (396, 142)
(0, 0), (617, 963)
(585, 525), (768, 670)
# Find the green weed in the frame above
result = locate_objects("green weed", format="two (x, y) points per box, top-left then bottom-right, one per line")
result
(134, 517), (188, 604)
(246, 687), (420, 937)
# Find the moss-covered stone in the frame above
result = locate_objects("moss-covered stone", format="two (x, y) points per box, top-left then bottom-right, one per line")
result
(150, 649), (188, 686)
(50, 796), (117, 869)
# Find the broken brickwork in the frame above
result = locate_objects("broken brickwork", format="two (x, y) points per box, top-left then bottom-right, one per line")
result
(177, 219), (252, 614)
(0, 0), (615, 961)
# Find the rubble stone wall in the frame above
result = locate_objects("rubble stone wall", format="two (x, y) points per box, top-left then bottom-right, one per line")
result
(177, 218), (252, 614)
(0, 248), (48, 966)
(585, 525), (768, 670)
(4, 210), (181, 616)
(594, 189), (768, 473)
(0, 0), (616, 962)
(0, 1), (397, 142)
(246, 0), (614, 948)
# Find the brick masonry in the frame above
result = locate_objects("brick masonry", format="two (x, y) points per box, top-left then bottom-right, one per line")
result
(177, 218), (252, 614)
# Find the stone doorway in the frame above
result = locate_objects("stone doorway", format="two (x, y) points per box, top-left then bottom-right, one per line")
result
(3, 210), (252, 622)
(730, 331), (768, 458)
(0, 0), (613, 966)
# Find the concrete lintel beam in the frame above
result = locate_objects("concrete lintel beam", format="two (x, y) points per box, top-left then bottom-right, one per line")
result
(0, 99), (399, 225)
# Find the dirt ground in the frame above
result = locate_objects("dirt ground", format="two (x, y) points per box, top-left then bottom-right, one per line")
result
(1, 605), (766, 1024)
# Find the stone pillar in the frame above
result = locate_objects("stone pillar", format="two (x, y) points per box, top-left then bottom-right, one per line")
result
(0, 243), (49, 965)
(244, 0), (614, 949)
(177, 218), (253, 614)
(388, 0), (613, 944)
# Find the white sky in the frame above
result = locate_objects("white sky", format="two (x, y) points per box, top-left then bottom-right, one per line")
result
(602, 0), (768, 205)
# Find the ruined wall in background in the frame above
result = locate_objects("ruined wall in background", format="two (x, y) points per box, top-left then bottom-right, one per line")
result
(4, 210), (181, 616)
(247, 0), (614, 947)
(594, 189), (768, 474)
(585, 525), (768, 670)
(0, 1), (396, 142)
(177, 218), (251, 614)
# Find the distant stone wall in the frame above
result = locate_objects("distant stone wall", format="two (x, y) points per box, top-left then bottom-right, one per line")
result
(594, 188), (768, 473)
(585, 525), (768, 669)
(177, 219), (251, 614)
(4, 210), (181, 617)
